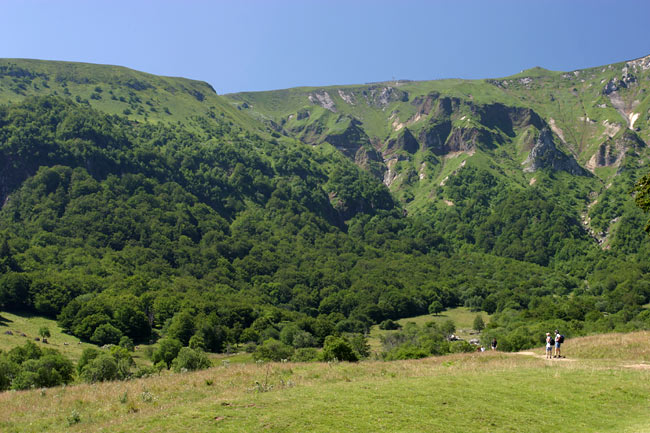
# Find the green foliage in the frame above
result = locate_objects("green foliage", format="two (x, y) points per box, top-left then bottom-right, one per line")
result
(2, 341), (73, 390)
(38, 326), (51, 339)
(253, 338), (294, 362)
(473, 315), (485, 332)
(151, 338), (182, 368)
(91, 323), (123, 345)
(171, 347), (211, 372)
(80, 354), (118, 383)
(379, 319), (401, 330)
(321, 336), (358, 362)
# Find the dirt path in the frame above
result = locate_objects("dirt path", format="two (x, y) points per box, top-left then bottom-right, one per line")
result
(516, 351), (576, 362)
(515, 351), (650, 369)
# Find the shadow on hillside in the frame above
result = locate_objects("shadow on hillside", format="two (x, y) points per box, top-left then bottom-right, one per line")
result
(0, 314), (12, 326)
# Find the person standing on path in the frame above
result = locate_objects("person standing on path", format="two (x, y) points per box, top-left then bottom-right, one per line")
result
(545, 332), (553, 359)
(491, 338), (497, 351)
(554, 330), (562, 358)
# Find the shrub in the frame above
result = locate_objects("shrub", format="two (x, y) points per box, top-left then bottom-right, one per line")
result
(119, 336), (135, 351)
(188, 334), (206, 351)
(449, 340), (474, 353)
(292, 330), (317, 348)
(292, 347), (319, 362)
(383, 345), (429, 361)
(151, 338), (182, 368)
(77, 347), (100, 373)
(91, 323), (123, 345)
(80, 354), (118, 383)
(253, 338), (294, 362)
(171, 347), (211, 372)
(0, 355), (19, 391)
(321, 336), (358, 362)
(379, 319), (401, 330)
(473, 315), (485, 332)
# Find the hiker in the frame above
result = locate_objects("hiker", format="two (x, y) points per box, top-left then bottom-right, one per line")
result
(491, 338), (497, 351)
(554, 330), (562, 358)
(545, 332), (553, 359)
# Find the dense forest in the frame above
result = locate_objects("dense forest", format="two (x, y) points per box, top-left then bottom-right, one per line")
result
(1, 57), (650, 389)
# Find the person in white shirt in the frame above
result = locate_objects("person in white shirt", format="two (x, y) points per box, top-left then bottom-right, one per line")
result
(545, 332), (553, 359)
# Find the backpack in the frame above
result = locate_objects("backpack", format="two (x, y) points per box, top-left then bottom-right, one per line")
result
(558, 335), (564, 344)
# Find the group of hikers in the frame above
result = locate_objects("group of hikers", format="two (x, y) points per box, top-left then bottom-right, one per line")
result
(545, 330), (564, 359)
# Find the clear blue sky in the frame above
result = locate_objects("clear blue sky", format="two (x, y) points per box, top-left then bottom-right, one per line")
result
(2, 0), (650, 94)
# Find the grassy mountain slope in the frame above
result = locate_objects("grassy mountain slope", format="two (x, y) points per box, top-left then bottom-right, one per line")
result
(227, 54), (650, 255)
(1, 332), (649, 432)
(0, 58), (268, 136)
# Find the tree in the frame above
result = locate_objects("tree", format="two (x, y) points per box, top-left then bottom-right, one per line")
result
(440, 320), (456, 338)
(473, 315), (485, 332)
(253, 338), (294, 362)
(635, 173), (650, 233)
(38, 326), (51, 340)
(428, 301), (444, 316)
(171, 347), (211, 372)
(91, 323), (123, 345)
(321, 336), (358, 362)
(151, 338), (182, 368)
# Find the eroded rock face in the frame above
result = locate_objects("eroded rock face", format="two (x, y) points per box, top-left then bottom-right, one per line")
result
(523, 128), (588, 175)
(475, 104), (544, 137)
(384, 128), (419, 155)
(445, 127), (492, 153)
(308, 91), (337, 112)
(588, 131), (646, 169)
(363, 85), (409, 108)
(418, 120), (452, 154)
(324, 122), (371, 159)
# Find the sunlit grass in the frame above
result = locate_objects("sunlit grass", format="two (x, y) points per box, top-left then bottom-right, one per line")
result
(1, 334), (649, 432)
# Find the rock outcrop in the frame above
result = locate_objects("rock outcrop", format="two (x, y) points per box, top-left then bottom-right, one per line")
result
(523, 128), (588, 175)
(587, 131), (646, 169)
(384, 128), (419, 155)
(475, 103), (544, 137)
(324, 121), (372, 160)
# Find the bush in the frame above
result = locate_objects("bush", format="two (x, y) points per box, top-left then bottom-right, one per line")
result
(151, 338), (182, 368)
(383, 345), (429, 361)
(81, 354), (118, 383)
(0, 355), (19, 391)
(292, 347), (319, 362)
(77, 347), (100, 373)
(253, 338), (294, 362)
(449, 340), (474, 353)
(171, 347), (211, 372)
(321, 336), (358, 362)
(119, 336), (135, 351)
(188, 334), (206, 351)
(91, 323), (123, 345)
(379, 319), (401, 330)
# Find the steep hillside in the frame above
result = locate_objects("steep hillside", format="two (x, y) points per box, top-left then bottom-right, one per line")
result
(227, 55), (650, 248)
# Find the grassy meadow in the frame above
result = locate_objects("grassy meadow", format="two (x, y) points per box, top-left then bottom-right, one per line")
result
(368, 307), (491, 353)
(1, 332), (648, 432)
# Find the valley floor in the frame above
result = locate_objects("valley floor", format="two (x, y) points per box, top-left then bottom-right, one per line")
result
(1, 332), (649, 432)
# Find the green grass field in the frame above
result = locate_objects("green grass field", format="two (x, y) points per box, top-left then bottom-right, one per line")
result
(0, 311), (153, 367)
(1, 332), (648, 433)
(368, 307), (491, 353)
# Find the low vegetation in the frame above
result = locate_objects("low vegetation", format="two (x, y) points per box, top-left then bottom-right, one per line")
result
(0, 332), (648, 432)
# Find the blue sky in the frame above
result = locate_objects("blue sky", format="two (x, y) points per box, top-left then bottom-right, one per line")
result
(2, 0), (650, 94)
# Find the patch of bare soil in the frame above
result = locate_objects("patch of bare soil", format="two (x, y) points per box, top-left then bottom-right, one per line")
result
(623, 364), (650, 370)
